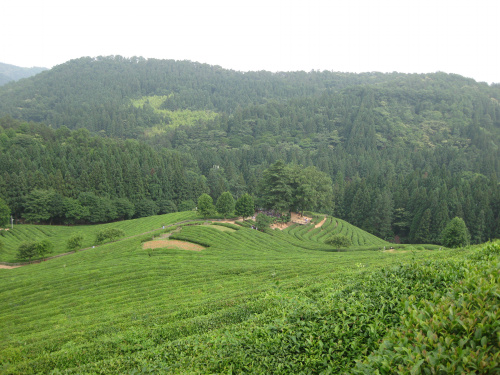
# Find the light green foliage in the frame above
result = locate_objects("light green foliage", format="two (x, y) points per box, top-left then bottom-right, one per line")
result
(0, 197), (10, 227)
(131, 95), (218, 135)
(35, 239), (53, 260)
(326, 234), (352, 248)
(67, 233), (84, 251)
(94, 228), (125, 245)
(215, 191), (235, 218)
(353, 242), (500, 374)
(234, 193), (255, 218)
(197, 194), (215, 218)
(441, 217), (470, 248)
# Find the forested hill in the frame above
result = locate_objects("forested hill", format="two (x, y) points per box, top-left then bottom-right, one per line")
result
(0, 56), (499, 245)
(0, 62), (47, 86)
(1, 55), (491, 137)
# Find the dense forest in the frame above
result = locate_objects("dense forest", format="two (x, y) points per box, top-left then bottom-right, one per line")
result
(0, 56), (499, 244)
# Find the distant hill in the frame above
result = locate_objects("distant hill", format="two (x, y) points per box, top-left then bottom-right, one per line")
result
(0, 62), (47, 86)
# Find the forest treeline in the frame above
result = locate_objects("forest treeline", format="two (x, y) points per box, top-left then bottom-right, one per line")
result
(0, 56), (499, 244)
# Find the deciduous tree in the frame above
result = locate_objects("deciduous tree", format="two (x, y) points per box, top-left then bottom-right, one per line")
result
(216, 191), (235, 218)
(235, 193), (255, 218)
(197, 193), (215, 218)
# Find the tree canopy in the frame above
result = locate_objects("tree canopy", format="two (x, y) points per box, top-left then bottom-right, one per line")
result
(216, 192), (235, 218)
(441, 217), (471, 248)
(0, 197), (9, 227)
(259, 161), (333, 214)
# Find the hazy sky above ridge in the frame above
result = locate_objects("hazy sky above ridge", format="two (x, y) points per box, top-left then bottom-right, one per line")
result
(1, 0), (499, 83)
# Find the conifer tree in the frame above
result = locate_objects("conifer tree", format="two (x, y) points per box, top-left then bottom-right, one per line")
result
(441, 217), (470, 248)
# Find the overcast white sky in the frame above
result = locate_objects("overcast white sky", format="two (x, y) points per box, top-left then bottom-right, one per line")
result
(1, 0), (499, 83)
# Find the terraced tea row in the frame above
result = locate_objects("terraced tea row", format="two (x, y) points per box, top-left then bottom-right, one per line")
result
(282, 215), (389, 248)
(0, 212), (198, 263)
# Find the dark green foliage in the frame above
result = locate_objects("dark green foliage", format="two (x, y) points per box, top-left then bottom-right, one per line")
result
(0, 118), (207, 225)
(326, 234), (352, 248)
(0, 60), (499, 243)
(67, 233), (84, 251)
(260, 160), (293, 213)
(215, 191), (235, 218)
(178, 200), (195, 212)
(113, 198), (135, 220)
(94, 228), (125, 245)
(256, 213), (273, 231)
(234, 193), (255, 218)
(197, 194), (214, 218)
(134, 199), (159, 218)
(441, 217), (471, 248)
(22, 189), (60, 223)
(157, 200), (177, 214)
(16, 239), (53, 262)
(17, 241), (37, 262)
(260, 161), (333, 214)
(0, 197), (9, 227)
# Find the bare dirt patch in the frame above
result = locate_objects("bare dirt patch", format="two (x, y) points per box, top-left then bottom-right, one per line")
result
(0, 264), (21, 269)
(270, 222), (292, 230)
(142, 240), (205, 251)
(290, 212), (313, 225)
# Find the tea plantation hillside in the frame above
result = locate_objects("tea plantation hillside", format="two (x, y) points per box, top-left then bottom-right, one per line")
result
(0, 213), (390, 264)
(1, 210), (498, 373)
(0, 212), (199, 263)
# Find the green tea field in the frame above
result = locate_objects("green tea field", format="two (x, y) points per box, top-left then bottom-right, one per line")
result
(0, 212), (498, 374)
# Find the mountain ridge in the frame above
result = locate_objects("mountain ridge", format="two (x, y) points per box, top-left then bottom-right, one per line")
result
(0, 62), (47, 86)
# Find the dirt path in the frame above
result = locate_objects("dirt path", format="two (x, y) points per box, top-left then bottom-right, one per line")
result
(0, 264), (21, 269)
(315, 216), (327, 228)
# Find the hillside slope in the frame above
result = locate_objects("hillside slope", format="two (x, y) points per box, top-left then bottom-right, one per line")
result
(0, 220), (497, 373)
